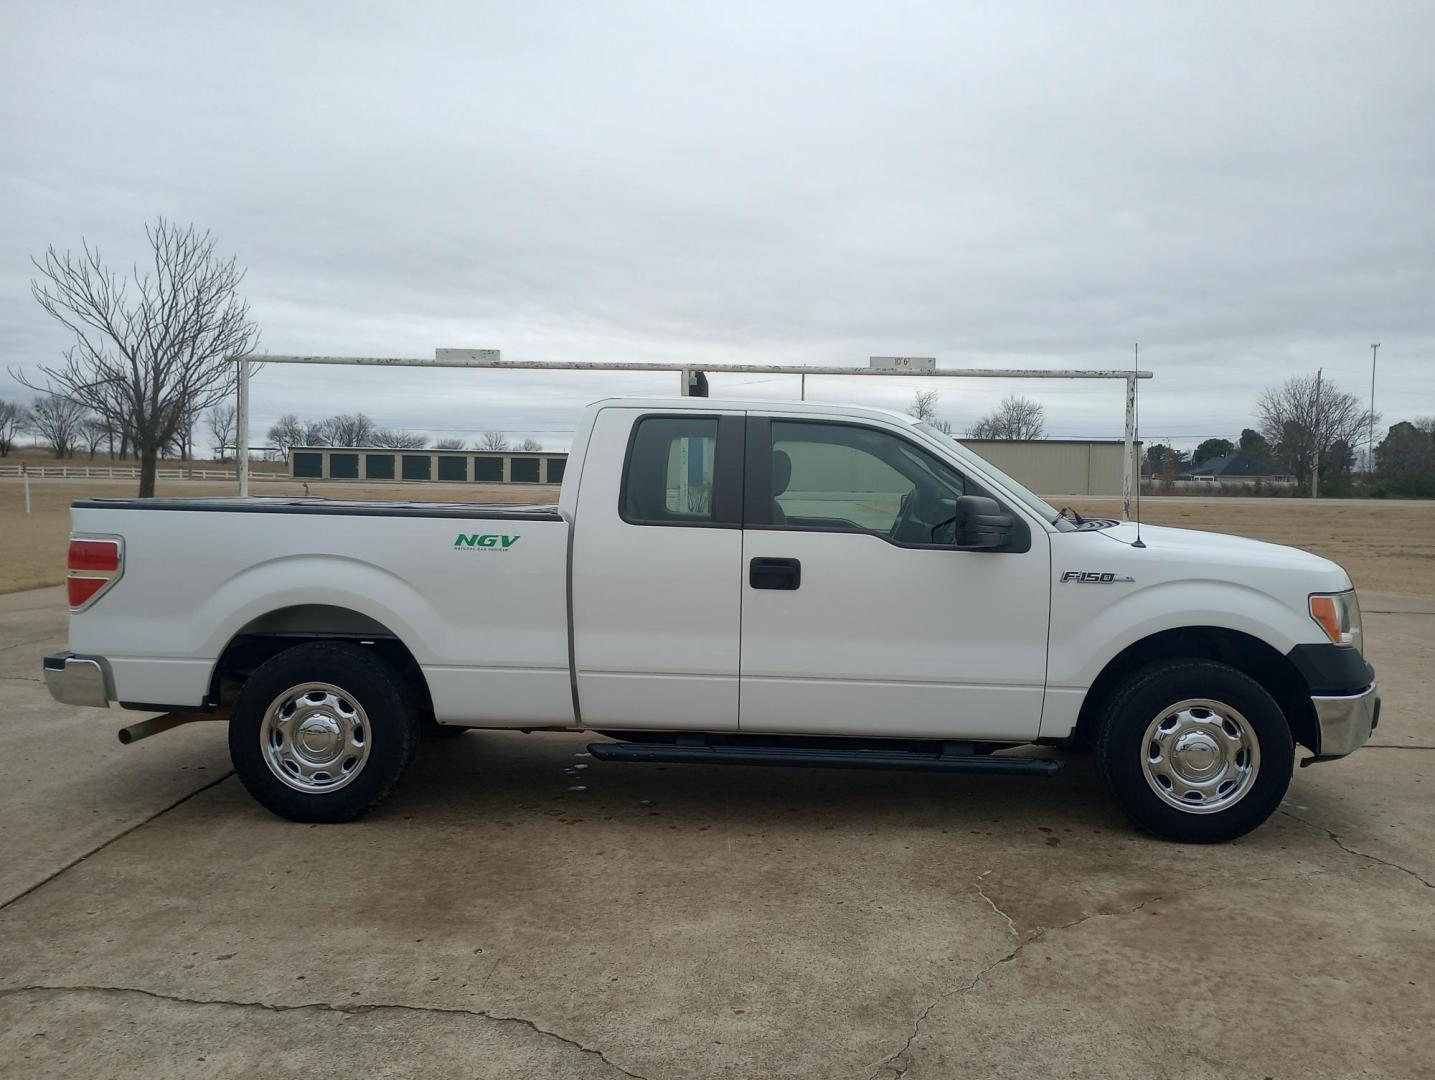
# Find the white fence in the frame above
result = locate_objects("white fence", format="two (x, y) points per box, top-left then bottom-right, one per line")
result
(0, 464), (287, 481)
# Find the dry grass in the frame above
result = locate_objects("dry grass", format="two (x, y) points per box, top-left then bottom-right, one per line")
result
(1070, 496), (1435, 598)
(0, 479), (547, 594)
(3, 481), (1431, 598)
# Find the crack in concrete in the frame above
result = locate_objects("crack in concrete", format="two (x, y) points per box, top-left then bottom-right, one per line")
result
(0, 673), (43, 684)
(0, 771), (235, 912)
(974, 871), (1017, 941)
(1, 984), (648, 1079)
(0, 634), (54, 655)
(1278, 809), (1434, 890)
(867, 894), (1162, 1079)
(1363, 744), (1435, 752)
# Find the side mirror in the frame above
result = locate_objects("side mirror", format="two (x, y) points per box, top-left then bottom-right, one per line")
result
(954, 494), (1014, 550)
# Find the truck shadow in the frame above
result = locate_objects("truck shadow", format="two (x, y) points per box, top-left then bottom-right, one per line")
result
(395, 729), (1129, 837)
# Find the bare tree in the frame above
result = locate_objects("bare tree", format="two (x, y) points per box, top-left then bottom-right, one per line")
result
(908, 390), (939, 422)
(0, 399), (27, 457)
(302, 418), (333, 446)
(434, 437), (466, 450)
(372, 428), (429, 449)
(28, 394), (87, 458)
(327, 413), (377, 447)
(520, 438), (543, 452)
(80, 414), (109, 459)
(21, 219), (259, 496)
(966, 394), (1046, 440)
(906, 390), (954, 435)
(208, 403), (237, 460)
(267, 413), (306, 451)
(170, 400), (205, 461)
(1256, 374), (1375, 489)
(479, 431), (510, 451)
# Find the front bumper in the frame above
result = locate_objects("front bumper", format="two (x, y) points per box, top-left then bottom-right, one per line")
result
(43, 652), (113, 709)
(1307, 683), (1380, 762)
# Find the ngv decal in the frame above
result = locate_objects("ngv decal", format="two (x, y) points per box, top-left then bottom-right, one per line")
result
(1061, 570), (1134, 584)
(454, 534), (520, 550)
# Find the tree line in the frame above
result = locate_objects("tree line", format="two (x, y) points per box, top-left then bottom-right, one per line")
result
(1142, 372), (1431, 496)
(0, 393), (234, 462)
(909, 390), (1047, 439)
(266, 412), (541, 453)
(910, 375), (1434, 498)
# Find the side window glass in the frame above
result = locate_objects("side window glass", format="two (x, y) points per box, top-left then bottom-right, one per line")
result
(624, 416), (719, 524)
(770, 421), (964, 542)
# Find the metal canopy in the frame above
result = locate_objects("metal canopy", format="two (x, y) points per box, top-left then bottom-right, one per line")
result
(234, 349), (1151, 516)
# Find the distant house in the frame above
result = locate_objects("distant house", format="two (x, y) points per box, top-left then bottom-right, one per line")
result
(1178, 451), (1293, 488)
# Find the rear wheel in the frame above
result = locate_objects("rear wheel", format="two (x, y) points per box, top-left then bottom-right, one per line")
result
(229, 641), (418, 822)
(1095, 659), (1293, 842)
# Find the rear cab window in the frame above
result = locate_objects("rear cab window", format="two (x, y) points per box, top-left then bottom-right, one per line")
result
(622, 416), (718, 523)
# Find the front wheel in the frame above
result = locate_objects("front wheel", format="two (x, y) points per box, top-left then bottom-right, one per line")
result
(229, 641), (419, 823)
(1095, 659), (1294, 843)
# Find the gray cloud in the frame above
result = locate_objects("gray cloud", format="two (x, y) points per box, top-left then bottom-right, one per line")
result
(4, 1), (1432, 452)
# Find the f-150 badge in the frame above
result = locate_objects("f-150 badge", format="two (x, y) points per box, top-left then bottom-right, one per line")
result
(1061, 571), (1135, 583)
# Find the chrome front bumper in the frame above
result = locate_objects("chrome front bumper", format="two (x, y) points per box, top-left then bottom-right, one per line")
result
(43, 652), (113, 709)
(1309, 683), (1380, 761)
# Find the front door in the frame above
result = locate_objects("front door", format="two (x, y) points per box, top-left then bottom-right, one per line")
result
(739, 415), (1051, 740)
(571, 407), (745, 731)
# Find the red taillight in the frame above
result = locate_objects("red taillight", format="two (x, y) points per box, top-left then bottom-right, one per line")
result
(67, 534), (123, 612)
(69, 539), (120, 573)
(68, 576), (108, 609)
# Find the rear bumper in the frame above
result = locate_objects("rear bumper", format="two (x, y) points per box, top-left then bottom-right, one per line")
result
(1307, 683), (1380, 762)
(42, 652), (113, 709)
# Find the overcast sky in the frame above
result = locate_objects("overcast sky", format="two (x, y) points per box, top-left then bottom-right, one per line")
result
(3, 1), (1432, 453)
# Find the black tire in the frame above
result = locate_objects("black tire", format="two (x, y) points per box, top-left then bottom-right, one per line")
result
(1095, 658), (1294, 843)
(229, 641), (419, 823)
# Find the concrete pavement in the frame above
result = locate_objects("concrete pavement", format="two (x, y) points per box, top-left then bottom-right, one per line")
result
(0, 586), (1431, 1079)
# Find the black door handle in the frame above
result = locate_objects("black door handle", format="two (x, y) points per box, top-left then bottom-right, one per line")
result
(750, 557), (801, 590)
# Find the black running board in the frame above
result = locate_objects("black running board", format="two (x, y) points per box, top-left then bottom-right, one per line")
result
(586, 740), (1062, 775)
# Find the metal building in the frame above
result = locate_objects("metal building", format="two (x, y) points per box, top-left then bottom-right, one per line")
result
(287, 447), (566, 485)
(959, 439), (1142, 497)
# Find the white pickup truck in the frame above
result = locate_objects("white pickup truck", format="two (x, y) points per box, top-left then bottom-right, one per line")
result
(44, 397), (1378, 842)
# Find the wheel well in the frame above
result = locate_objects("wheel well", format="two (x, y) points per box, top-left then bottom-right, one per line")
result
(1072, 627), (1318, 753)
(208, 605), (434, 722)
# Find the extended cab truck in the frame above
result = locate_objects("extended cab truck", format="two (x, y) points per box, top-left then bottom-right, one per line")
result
(43, 398), (1379, 842)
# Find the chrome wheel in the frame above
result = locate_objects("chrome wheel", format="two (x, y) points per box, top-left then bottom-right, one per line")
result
(1140, 698), (1260, 814)
(259, 682), (371, 794)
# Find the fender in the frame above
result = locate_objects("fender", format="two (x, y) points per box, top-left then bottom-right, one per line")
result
(1040, 578), (1316, 740)
(197, 553), (440, 667)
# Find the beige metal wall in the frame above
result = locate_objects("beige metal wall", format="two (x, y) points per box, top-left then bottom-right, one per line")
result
(960, 440), (1142, 497)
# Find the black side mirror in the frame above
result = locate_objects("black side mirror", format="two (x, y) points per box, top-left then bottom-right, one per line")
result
(954, 494), (1014, 550)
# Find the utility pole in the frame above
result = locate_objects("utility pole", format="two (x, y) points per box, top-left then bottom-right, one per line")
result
(1311, 367), (1323, 498)
(1368, 343), (1380, 476)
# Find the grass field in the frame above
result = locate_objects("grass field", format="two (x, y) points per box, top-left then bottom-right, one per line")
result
(3, 479), (1432, 597)
(1069, 496), (1435, 598)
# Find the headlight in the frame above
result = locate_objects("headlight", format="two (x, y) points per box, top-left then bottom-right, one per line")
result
(1310, 591), (1363, 654)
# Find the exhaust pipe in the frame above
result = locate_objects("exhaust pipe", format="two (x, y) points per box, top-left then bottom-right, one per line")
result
(118, 707), (230, 745)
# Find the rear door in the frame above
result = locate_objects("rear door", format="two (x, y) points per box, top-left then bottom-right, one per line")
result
(738, 415), (1051, 740)
(571, 407), (745, 730)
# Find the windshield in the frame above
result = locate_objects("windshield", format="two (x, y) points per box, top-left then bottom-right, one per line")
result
(913, 422), (1064, 526)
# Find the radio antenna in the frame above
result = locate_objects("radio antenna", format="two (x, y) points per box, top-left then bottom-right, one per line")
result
(1132, 343), (1146, 548)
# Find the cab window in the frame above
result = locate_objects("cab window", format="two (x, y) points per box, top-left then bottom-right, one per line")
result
(622, 416), (719, 524)
(768, 421), (965, 544)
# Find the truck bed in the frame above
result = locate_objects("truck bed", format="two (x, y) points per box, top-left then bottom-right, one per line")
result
(67, 495), (573, 722)
(72, 496), (562, 520)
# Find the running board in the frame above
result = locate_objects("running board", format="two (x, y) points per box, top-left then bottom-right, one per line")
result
(585, 740), (1062, 775)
